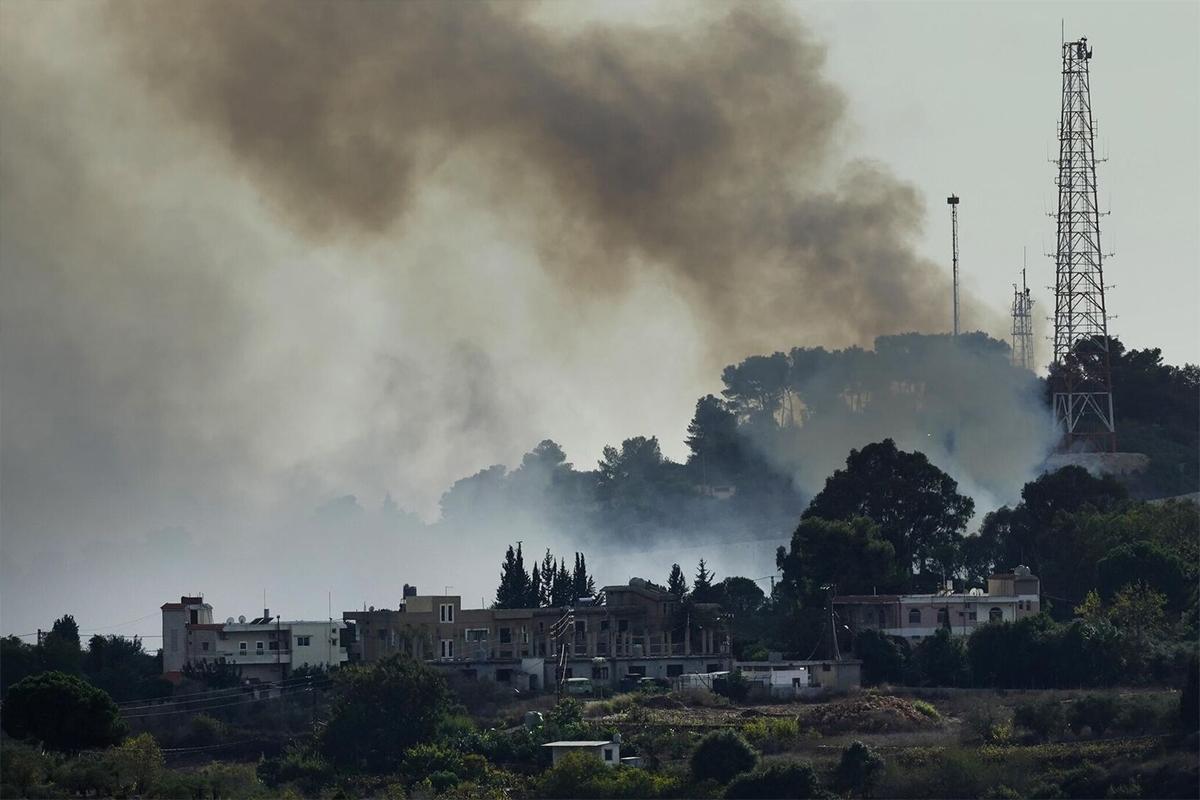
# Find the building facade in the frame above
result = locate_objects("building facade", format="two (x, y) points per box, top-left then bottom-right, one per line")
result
(833, 567), (1041, 644)
(160, 596), (349, 683)
(343, 578), (732, 691)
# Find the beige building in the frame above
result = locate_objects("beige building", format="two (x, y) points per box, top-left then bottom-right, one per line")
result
(834, 567), (1041, 644)
(344, 578), (732, 691)
(160, 596), (349, 684)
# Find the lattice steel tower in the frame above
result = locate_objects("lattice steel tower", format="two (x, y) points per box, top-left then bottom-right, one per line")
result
(1011, 263), (1035, 371)
(947, 195), (960, 336)
(1051, 36), (1115, 451)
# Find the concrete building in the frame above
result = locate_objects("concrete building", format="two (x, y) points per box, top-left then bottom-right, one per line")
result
(735, 659), (862, 694)
(343, 578), (732, 692)
(160, 596), (349, 683)
(543, 740), (620, 767)
(833, 567), (1041, 644)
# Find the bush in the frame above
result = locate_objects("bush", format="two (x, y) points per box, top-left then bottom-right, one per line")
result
(690, 729), (758, 784)
(1069, 694), (1119, 737)
(402, 742), (464, 783)
(837, 740), (885, 798)
(712, 671), (751, 703)
(741, 717), (800, 754)
(1014, 698), (1068, 742)
(257, 744), (334, 795)
(855, 629), (909, 685)
(534, 751), (679, 799)
(1, 671), (126, 751)
(912, 699), (941, 720)
(187, 713), (226, 746)
(725, 762), (823, 799)
(907, 628), (969, 687)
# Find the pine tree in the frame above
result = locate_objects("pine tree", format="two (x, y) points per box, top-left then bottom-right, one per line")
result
(495, 543), (531, 608)
(693, 559), (716, 603)
(667, 563), (689, 599)
(551, 559), (574, 607)
(572, 553), (596, 599)
(539, 549), (555, 606)
(529, 563), (542, 608)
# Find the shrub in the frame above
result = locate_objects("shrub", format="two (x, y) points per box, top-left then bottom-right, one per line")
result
(187, 713), (226, 746)
(725, 762), (823, 799)
(712, 671), (751, 702)
(855, 629), (909, 685)
(402, 742), (464, 783)
(534, 751), (679, 799)
(963, 702), (1012, 744)
(912, 699), (941, 720)
(837, 740), (885, 798)
(1068, 694), (1119, 737)
(741, 717), (800, 754)
(1014, 698), (1068, 742)
(1, 671), (126, 751)
(257, 744), (334, 795)
(112, 733), (164, 794)
(691, 730), (758, 784)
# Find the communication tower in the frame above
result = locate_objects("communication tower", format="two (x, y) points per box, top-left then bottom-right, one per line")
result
(1011, 260), (1035, 371)
(947, 195), (960, 336)
(1050, 36), (1115, 451)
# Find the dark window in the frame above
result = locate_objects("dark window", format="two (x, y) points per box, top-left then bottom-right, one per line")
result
(604, 749), (614, 762)
(189, 610), (198, 624)
(989, 607), (1003, 623)
(628, 665), (646, 677)
(201, 641), (209, 652)
(667, 664), (683, 677)
(565, 668), (574, 679)
(496, 669), (512, 682)
(600, 619), (610, 631)
(593, 666), (610, 680)
(269, 641), (279, 651)
(706, 663), (721, 673)
(908, 608), (921, 624)
(936, 608), (949, 625)
(822, 663), (831, 672)
(574, 620), (586, 633)
(499, 628), (512, 644)
(618, 619), (629, 633)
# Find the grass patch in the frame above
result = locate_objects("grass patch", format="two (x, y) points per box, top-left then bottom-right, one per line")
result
(911, 700), (941, 721)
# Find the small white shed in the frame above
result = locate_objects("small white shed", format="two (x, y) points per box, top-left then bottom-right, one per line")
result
(542, 740), (620, 767)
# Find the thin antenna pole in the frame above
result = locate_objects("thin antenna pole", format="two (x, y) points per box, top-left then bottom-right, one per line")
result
(947, 195), (961, 335)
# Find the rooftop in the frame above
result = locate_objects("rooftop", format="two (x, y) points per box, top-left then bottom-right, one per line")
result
(543, 741), (613, 748)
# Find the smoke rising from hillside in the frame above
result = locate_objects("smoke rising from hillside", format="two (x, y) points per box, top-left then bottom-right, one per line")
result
(2, 2), (1014, 638)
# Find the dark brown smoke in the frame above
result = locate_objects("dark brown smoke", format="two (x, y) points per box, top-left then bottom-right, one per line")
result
(105, 1), (974, 361)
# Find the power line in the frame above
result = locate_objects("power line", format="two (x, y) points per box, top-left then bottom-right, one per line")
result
(117, 673), (330, 708)
(121, 683), (330, 719)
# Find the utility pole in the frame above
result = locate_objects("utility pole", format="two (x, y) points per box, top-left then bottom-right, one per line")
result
(1050, 36), (1116, 451)
(947, 195), (960, 336)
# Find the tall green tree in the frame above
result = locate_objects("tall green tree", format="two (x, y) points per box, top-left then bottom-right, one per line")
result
(320, 656), (451, 773)
(693, 559), (716, 603)
(40, 614), (82, 674)
(539, 549), (555, 607)
(572, 553), (596, 598)
(666, 564), (689, 599)
(777, 517), (895, 599)
(550, 560), (574, 607)
(1, 671), (126, 752)
(803, 439), (973, 586)
(494, 543), (531, 609)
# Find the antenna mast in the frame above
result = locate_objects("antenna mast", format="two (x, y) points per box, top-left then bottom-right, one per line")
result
(1011, 254), (1035, 371)
(1050, 36), (1116, 451)
(947, 195), (960, 335)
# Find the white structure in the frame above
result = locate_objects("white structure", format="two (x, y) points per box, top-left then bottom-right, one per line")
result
(161, 596), (348, 683)
(543, 740), (621, 767)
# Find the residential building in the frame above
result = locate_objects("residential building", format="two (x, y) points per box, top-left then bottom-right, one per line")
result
(343, 578), (732, 691)
(833, 566), (1041, 644)
(160, 596), (349, 683)
(543, 740), (620, 767)
(735, 659), (862, 694)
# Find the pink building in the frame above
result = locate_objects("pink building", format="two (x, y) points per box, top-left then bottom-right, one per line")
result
(834, 567), (1040, 643)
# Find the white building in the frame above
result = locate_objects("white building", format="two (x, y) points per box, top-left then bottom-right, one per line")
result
(542, 740), (621, 767)
(161, 596), (348, 684)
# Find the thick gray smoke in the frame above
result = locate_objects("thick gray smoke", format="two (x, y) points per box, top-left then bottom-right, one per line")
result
(1, 2), (1017, 639)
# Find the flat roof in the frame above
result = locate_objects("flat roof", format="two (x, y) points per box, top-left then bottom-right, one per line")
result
(543, 741), (613, 748)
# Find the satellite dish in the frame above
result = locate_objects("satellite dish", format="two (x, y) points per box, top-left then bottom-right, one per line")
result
(226, 617), (235, 624)
(369, 605), (375, 612)
(238, 615), (246, 623)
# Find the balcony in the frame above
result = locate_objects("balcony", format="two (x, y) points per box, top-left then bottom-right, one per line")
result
(218, 650), (291, 665)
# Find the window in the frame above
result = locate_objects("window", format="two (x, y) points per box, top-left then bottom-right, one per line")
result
(439, 603), (455, 623)
(256, 641), (265, 654)
(295, 636), (311, 647)
(604, 748), (614, 762)
(600, 619), (610, 631)
(574, 620), (586, 634)
(499, 627), (512, 644)
(239, 642), (248, 653)
(593, 666), (610, 680)
(936, 608), (949, 626)
(908, 608), (921, 624)
(618, 619), (629, 633)
(707, 663), (721, 673)
(201, 641), (209, 652)
(466, 629), (488, 642)
(822, 663), (831, 672)
(190, 610), (199, 624)
(440, 639), (454, 659)
(989, 607), (1003, 623)
(269, 641), (279, 651)
(627, 665), (646, 677)
(667, 664), (683, 677)
(496, 669), (513, 682)
(967, 611), (977, 622)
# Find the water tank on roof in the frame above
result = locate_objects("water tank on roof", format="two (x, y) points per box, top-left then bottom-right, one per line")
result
(226, 617), (235, 624)
(238, 615), (246, 623)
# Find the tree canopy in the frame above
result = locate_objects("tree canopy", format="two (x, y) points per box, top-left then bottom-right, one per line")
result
(1, 671), (126, 752)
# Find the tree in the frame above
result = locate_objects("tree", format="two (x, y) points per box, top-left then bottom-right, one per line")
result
(836, 740), (885, 798)
(907, 628), (968, 687)
(693, 559), (716, 603)
(40, 614), (82, 674)
(320, 656), (452, 772)
(113, 733), (164, 795)
(690, 729), (757, 784)
(725, 762), (824, 799)
(666, 564), (689, 600)
(529, 563), (543, 608)
(854, 629), (909, 685)
(1097, 541), (1189, 611)
(1, 671), (126, 751)
(777, 516), (895, 599)
(715, 577), (765, 617)
(550, 560), (574, 607)
(539, 549), (555, 606)
(0, 636), (39, 694)
(1108, 581), (1167, 650)
(83, 635), (170, 702)
(495, 543), (532, 609)
(572, 553), (596, 599)
(686, 395), (743, 480)
(803, 439), (973, 585)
